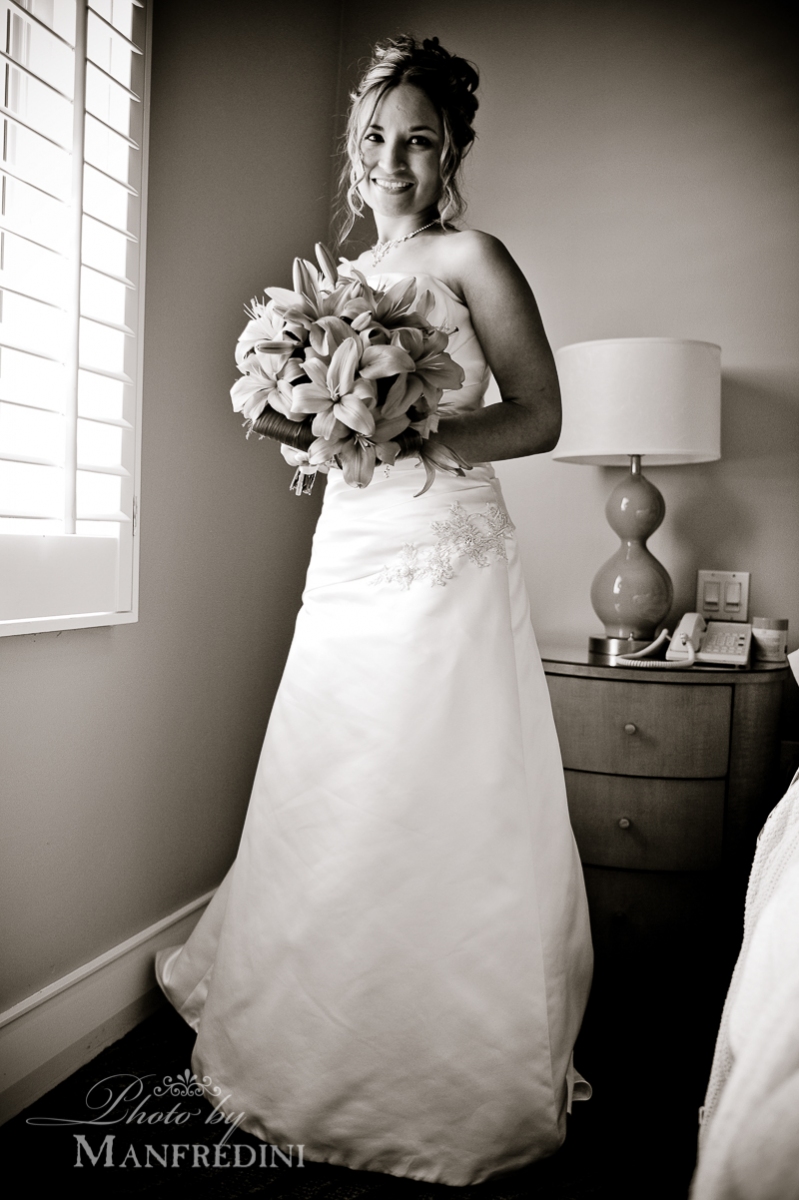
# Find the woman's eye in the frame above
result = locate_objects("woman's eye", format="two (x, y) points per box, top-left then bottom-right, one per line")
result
(409, 136), (431, 147)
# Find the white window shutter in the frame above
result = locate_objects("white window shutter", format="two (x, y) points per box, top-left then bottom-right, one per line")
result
(0, 0), (150, 635)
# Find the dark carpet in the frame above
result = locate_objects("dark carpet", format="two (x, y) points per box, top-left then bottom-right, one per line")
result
(0, 952), (717, 1200)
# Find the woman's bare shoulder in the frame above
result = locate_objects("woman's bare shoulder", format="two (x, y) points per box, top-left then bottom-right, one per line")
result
(444, 228), (510, 263)
(439, 229), (520, 286)
(438, 230), (531, 308)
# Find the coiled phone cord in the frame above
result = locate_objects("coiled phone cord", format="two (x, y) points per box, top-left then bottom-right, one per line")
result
(616, 628), (697, 668)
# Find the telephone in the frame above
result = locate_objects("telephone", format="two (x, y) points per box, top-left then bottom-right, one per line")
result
(617, 614), (753, 669)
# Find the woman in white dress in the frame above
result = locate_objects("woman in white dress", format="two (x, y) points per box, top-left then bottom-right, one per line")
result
(157, 34), (593, 1187)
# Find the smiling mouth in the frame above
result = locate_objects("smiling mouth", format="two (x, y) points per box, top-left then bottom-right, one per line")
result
(371, 178), (414, 192)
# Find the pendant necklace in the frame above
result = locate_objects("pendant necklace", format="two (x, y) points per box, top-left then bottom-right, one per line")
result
(370, 220), (439, 268)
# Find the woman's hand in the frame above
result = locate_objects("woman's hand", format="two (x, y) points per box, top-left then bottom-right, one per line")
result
(427, 231), (562, 464)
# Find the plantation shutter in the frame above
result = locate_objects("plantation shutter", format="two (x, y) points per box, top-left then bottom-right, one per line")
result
(0, 0), (150, 634)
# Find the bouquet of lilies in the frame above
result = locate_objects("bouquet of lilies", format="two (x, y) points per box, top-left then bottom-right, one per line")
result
(230, 243), (467, 495)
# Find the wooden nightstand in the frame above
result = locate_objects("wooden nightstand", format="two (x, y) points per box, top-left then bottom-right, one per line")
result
(540, 645), (787, 962)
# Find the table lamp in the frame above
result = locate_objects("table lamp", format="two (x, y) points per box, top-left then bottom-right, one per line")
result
(553, 338), (721, 658)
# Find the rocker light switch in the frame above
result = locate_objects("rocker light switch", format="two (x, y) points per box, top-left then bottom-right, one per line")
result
(725, 582), (741, 612)
(703, 581), (720, 611)
(696, 571), (750, 623)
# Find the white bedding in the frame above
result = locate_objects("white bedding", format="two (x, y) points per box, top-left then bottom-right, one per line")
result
(691, 766), (799, 1199)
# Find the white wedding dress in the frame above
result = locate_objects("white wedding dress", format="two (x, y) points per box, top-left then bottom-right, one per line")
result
(156, 272), (593, 1187)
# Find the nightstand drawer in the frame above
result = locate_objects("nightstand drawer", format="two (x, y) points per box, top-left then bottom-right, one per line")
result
(565, 771), (725, 871)
(548, 676), (731, 778)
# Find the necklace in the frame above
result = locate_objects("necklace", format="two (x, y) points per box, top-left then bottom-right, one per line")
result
(369, 220), (439, 267)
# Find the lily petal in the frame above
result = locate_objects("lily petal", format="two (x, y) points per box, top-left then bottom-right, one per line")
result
(308, 431), (349, 464)
(374, 276), (417, 322)
(293, 258), (322, 301)
(315, 242), (339, 288)
(421, 328), (448, 356)
(350, 311), (373, 332)
(253, 340), (297, 355)
(302, 357), (330, 390)
(360, 345), (416, 379)
(375, 439), (400, 465)
(416, 352), (465, 387)
(264, 286), (306, 309)
(351, 377), (378, 406)
(414, 456), (438, 497)
(414, 288), (436, 321)
(339, 439), (377, 489)
(327, 337), (361, 398)
(230, 375), (272, 420)
(280, 358), (307, 383)
(276, 378), (307, 418)
(335, 393), (377, 436)
(391, 327), (425, 360)
(290, 382), (333, 413)
(312, 407), (341, 440)
(315, 316), (356, 357)
(381, 373), (424, 420)
(373, 413), (411, 441)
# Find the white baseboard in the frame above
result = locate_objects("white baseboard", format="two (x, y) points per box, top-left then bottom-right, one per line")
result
(0, 890), (215, 1125)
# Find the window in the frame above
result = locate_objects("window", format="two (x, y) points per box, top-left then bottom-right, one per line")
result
(0, 0), (150, 635)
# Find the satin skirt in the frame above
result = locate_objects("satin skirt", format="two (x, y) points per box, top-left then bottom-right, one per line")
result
(156, 458), (593, 1187)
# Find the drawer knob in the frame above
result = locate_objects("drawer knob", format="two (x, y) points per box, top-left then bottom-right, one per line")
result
(618, 817), (632, 830)
(624, 722), (637, 735)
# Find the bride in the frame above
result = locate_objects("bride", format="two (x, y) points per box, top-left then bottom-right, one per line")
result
(157, 34), (593, 1187)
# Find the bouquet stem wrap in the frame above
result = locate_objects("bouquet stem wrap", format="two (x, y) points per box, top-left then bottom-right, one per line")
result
(252, 410), (425, 461)
(250, 410), (314, 450)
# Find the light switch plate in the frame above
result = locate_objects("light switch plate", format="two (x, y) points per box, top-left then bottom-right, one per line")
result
(696, 570), (750, 623)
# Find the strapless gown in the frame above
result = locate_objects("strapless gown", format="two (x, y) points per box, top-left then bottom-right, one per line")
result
(156, 272), (593, 1187)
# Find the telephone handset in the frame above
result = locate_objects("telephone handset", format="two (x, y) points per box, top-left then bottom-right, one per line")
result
(617, 615), (752, 669)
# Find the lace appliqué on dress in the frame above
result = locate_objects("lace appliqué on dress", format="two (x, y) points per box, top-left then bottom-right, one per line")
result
(375, 502), (515, 590)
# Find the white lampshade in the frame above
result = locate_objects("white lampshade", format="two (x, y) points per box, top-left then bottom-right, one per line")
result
(553, 338), (721, 466)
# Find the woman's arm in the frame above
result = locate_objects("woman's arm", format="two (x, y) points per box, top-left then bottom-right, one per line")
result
(426, 230), (561, 464)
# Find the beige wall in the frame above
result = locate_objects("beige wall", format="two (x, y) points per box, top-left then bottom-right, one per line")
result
(0, 0), (340, 1011)
(339, 0), (799, 650)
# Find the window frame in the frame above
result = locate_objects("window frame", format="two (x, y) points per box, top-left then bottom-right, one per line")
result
(0, 0), (151, 638)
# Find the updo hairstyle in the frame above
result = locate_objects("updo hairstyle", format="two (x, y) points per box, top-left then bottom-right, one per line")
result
(338, 35), (479, 244)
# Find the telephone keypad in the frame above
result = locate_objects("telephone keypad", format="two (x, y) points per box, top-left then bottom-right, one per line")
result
(695, 620), (752, 667)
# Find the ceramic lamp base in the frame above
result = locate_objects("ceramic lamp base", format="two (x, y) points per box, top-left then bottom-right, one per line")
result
(591, 456), (673, 643)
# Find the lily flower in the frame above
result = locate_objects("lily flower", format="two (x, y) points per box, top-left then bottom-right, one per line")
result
(266, 271), (371, 331)
(390, 326), (465, 407)
(231, 356), (305, 422)
(337, 434), (378, 489)
(379, 373), (425, 421)
(290, 340), (379, 439)
(341, 270), (439, 341)
(359, 343), (416, 380)
(373, 413), (412, 443)
(231, 358), (283, 422)
(307, 315), (359, 360)
(292, 256), (327, 303)
(333, 407), (416, 487)
(235, 301), (301, 372)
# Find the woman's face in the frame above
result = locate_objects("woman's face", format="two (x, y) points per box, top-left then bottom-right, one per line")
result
(357, 82), (444, 225)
